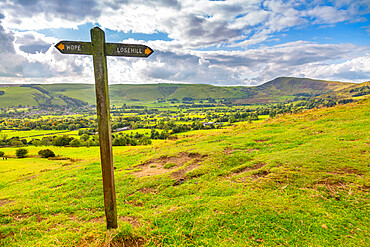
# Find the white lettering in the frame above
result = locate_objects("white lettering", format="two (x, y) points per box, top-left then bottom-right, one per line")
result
(115, 46), (143, 54)
(66, 45), (81, 51)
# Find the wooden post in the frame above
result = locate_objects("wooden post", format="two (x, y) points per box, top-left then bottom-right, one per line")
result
(55, 27), (153, 230)
(90, 27), (117, 229)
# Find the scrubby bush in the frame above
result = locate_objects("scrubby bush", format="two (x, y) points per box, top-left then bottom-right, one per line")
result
(0, 151), (4, 157)
(138, 136), (152, 145)
(38, 149), (55, 158)
(32, 140), (42, 146)
(16, 148), (28, 158)
(80, 134), (89, 141)
(53, 136), (72, 146)
(11, 140), (24, 147)
(69, 139), (81, 147)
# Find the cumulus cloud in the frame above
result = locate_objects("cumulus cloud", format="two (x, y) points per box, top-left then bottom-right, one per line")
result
(192, 41), (369, 84)
(295, 55), (370, 82)
(1, 0), (100, 30)
(0, 0), (369, 85)
(14, 31), (55, 54)
(0, 18), (92, 81)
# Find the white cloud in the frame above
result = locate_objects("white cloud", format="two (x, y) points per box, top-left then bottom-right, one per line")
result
(0, 0), (369, 85)
(296, 55), (370, 82)
(306, 6), (348, 24)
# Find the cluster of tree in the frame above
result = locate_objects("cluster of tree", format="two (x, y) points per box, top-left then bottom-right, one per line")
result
(37, 135), (99, 147)
(155, 121), (191, 132)
(0, 135), (28, 147)
(257, 97), (356, 118)
(178, 104), (216, 108)
(150, 129), (170, 139)
(0, 117), (96, 131)
(215, 112), (259, 123)
(350, 85), (370, 97)
(0, 134), (99, 148)
(113, 133), (152, 146)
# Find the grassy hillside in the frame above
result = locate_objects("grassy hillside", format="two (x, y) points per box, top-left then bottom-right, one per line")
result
(234, 77), (355, 104)
(0, 98), (369, 246)
(0, 87), (40, 107)
(40, 84), (95, 105)
(0, 77), (356, 107)
(318, 81), (370, 101)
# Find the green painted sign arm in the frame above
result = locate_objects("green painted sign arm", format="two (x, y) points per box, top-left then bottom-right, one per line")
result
(55, 41), (154, 57)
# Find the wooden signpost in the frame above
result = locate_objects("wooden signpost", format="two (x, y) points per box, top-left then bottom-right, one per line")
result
(55, 27), (153, 229)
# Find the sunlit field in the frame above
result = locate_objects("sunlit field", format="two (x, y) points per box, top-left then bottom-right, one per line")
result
(1, 99), (369, 246)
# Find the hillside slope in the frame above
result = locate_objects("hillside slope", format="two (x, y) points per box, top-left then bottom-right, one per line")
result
(0, 77), (356, 107)
(318, 81), (370, 101)
(0, 98), (369, 246)
(234, 77), (355, 104)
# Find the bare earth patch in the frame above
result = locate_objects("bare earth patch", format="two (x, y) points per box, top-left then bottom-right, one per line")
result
(109, 237), (146, 247)
(314, 179), (348, 199)
(341, 167), (363, 175)
(49, 183), (66, 189)
(131, 152), (205, 178)
(119, 216), (141, 228)
(233, 162), (267, 174)
(360, 185), (370, 193)
(227, 163), (269, 182)
(137, 187), (155, 194)
(0, 232), (14, 241)
(254, 139), (269, 143)
(251, 170), (270, 179)
(0, 198), (13, 207)
(224, 148), (260, 155)
(11, 213), (30, 221)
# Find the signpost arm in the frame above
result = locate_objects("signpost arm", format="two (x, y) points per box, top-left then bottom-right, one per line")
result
(90, 27), (117, 229)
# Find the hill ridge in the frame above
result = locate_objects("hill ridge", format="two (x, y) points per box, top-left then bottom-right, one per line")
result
(0, 77), (359, 107)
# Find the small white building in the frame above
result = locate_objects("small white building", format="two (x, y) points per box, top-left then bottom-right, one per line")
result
(114, 126), (131, 132)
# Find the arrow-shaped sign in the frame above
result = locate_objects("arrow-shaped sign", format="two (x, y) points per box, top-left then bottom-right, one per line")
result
(55, 41), (92, 55)
(105, 43), (154, 57)
(55, 41), (154, 57)
(57, 42), (65, 51)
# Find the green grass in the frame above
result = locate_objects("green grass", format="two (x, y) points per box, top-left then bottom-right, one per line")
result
(0, 99), (369, 246)
(40, 84), (96, 105)
(0, 157), (69, 183)
(0, 87), (39, 107)
(163, 162), (177, 169)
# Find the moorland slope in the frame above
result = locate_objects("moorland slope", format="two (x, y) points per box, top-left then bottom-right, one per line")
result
(0, 77), (356, 107)
(0, 97), (369, 246)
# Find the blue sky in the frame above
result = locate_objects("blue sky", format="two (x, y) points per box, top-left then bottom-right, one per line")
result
(0, 0), (369, 85)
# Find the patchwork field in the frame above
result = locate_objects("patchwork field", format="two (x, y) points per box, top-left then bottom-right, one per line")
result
(0, 99), (369, 246)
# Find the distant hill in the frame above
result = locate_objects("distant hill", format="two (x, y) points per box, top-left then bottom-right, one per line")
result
(317, 81), (370, 101)
(233, 77), (355, 104)
(0, 77), (358, 108)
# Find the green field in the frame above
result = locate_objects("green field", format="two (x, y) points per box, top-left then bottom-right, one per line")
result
(0, 87), (40, 107)
(2, 129), (81, 142)
(0, 98), (369, 246)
